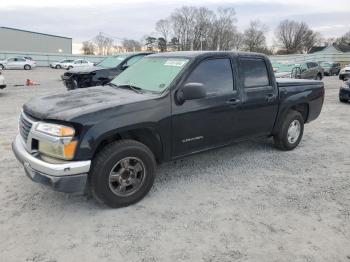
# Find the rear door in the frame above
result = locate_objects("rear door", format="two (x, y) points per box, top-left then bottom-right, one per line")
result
(235, 57), (279, 138)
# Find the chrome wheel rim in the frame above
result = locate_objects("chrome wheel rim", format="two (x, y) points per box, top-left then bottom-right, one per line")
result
(108, 157), (146, 197)
(287, 120), (301, 144)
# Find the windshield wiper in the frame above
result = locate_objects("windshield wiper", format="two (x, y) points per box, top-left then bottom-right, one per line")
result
(108, 83), (144, 94)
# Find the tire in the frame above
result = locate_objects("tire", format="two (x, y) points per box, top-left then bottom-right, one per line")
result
(55, 65), (61, 69)
(24, 64), (31, 70)
(89, 139), (157, 208)
(0, 64), (4, 70)
(315, 73), (322, 80)
(67, 66), (73, 70)
(339, 98), (348, 103)
(274, 110), (304, 151)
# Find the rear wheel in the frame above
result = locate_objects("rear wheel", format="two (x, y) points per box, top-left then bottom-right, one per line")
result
(24, 64), (31, 70)
(89, 140), (157, 208)
(274, 110), (304, 151)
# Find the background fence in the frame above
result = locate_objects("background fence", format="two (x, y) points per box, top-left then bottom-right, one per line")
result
(269, 52), (350, 67)
(0, 51), (106, 66)
(1, 50), (350, 67)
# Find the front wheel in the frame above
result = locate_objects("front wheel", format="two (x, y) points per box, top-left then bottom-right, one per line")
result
(55, 65), (61, 69)
(24, 64), (31, 70)
(274, 110), (304, 151)
(89, 140), (157, 208)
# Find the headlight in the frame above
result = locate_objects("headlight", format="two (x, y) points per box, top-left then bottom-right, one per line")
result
(38, 140), (77, 160)
(36, 123), (75, 137)
(36, 123), (77, 160)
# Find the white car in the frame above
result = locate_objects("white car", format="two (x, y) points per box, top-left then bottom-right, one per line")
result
(63, 59), (94, 70)
(339, 64), (350, 81)
(0, 57), (36, 70)
(0, 71), (6, 89)
(50, 59), (74, 69)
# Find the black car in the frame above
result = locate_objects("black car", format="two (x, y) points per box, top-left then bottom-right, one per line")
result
(339, 80), (350, 102)
(13, 51), (325, 208)
(320, 62), (341, 76)
(62, 52), (152, 90)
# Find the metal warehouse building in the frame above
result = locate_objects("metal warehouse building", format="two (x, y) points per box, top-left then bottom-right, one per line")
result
(0, 27), (72, 54)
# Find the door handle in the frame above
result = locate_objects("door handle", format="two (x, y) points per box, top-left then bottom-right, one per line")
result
(265, 94), (276, 102)
(226, 98), (240, 106)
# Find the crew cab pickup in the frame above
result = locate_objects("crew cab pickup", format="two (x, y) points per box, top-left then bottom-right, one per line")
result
(12, 52), (324, 208)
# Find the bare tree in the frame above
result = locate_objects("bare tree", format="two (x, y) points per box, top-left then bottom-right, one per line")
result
(81, 41), (95, 55)
(155, 19), (171, 42)
(335, 31), (350, 46)
(94, 33), (114, 55)
(122, 39), (142, 52)
(243, 20), (268, 52)
(302, 30), (322, 53)
(275, 20), (320, 54)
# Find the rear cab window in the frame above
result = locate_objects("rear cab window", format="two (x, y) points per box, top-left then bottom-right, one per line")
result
(239, 58), (270, 88)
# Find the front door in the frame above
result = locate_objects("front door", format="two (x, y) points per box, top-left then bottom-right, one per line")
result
(171, 57), (241, 157)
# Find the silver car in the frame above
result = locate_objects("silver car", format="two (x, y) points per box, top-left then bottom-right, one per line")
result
(0, 57), (36, 70)
(50, 59), (74, 69)
(63, 59), (94, 70)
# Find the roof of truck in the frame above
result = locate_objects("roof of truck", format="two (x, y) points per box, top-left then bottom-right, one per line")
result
(149, 51), (267, 59)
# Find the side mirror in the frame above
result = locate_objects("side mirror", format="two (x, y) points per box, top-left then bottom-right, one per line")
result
(121, 64), (129, 70)
(176, 82), (206, 104)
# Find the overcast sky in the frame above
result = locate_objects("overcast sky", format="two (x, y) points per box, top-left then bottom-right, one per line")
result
(2, 0), (350, 53)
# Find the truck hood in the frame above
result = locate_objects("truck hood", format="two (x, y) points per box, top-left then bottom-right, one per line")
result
(276, 78), (323, 87)
(23, 86), (157, 121)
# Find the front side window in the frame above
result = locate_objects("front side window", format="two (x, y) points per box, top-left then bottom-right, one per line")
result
(185, 58), (234, 95)
(111, 57), (189, 93)
(240, 58), (269, 88)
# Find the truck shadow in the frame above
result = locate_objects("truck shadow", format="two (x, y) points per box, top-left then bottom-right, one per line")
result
(26, 138), (276, 211)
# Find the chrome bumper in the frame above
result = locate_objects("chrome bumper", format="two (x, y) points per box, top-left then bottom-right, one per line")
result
(12, 135), (91, 193)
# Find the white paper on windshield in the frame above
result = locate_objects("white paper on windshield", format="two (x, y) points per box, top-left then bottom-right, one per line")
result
(164, 60), (187, 67)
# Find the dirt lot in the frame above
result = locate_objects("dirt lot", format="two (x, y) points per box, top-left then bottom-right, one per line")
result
(0, 68), (349, 262)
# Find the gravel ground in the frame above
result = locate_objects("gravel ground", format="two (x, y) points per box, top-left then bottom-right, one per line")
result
(0, 68), (349, 262)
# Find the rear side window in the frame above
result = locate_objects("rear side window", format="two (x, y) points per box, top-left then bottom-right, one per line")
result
(185, 58), (234, 95)
(240, 58), (269, 88)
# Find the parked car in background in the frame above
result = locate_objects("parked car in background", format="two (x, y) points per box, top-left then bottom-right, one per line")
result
(62, 52), (152, 90)
(12, 51), (324, 207)
(339, 64), (350, 81)
(273, 62), (323, 80)
(0, 71), (6, 90)
(339, 79), (350, 103)
(320, 62), (341, 76)
(50, 59), (74, 69)
(0, 57), (36, 70)
(63, 59), (94, 70)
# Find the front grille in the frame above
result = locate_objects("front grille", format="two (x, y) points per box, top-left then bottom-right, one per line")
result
(19, 113), (33, 142)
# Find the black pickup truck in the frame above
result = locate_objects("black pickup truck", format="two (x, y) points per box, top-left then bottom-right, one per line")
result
(12, 51), (324, 208)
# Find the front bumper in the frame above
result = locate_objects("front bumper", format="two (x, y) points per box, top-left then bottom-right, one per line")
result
(12, 135), (91, 193)
(339, 88), (350, 101)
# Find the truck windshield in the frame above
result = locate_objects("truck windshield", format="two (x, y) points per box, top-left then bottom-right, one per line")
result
(97, 55), (129, 69)
(111, 57), (189, 93)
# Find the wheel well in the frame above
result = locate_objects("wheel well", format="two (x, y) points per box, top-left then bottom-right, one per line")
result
(291, 103), (309, 122)
(93, 128), (163, 163)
